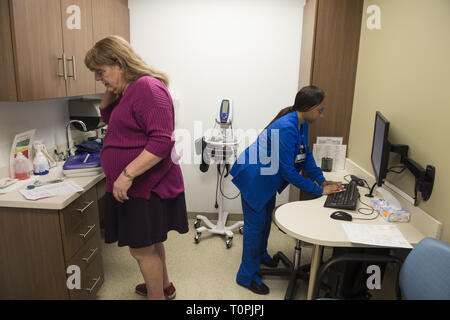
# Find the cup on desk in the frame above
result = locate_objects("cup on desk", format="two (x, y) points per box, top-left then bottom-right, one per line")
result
(321, 157), (333, 172)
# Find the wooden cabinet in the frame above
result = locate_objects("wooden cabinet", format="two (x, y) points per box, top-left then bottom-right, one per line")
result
(0, 0), (129, 101)
(6, 0), (68, 101)
(92, 0), (130, 94)
(290, 0), (364, 201)
(61, 0), (96, 97)
(0, 184), (104, 299)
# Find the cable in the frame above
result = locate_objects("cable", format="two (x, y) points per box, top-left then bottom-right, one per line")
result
(353, 196), (379, 220)
(344, 174), (371, 191)
(388, 165), (407, 174)
(218, 163), (240, 200)
(214, 165), (220, 208)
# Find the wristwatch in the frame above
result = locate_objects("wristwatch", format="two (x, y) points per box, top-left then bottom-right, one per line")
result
(122, 168), (135, 180)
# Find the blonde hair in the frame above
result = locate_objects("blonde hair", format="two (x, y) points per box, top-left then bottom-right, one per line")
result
(84, 35), (169, 87)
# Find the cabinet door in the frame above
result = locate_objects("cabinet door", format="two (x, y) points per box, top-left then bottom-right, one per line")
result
(9, 0), (67, 101)
(92, 0), (130, 93)
(60, 0), (95, 96)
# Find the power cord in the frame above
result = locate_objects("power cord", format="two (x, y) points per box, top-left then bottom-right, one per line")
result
(351, 196), (379, 220)
(343, 174), (371, 191)
(388, 165), (407, 174)
(214, 167), (220, 208)
(342, 175), (378, 220)
(218, 164), (240, 200)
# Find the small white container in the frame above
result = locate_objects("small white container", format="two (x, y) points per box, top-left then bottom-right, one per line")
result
(33, 145), (50, 175)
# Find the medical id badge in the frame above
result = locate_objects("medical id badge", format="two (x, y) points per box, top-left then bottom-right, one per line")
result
(295, 144), (306, 164)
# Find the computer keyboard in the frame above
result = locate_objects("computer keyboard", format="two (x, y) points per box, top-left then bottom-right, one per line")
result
(324, 182), (360, 210)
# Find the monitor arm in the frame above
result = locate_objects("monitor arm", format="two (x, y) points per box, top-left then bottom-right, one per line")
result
(390, 144), (435, 206)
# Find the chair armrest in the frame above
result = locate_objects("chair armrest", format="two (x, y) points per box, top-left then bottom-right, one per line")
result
(312, 253), (403, 300)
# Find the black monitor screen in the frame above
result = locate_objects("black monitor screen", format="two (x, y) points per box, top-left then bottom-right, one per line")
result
(371, 112), (390, 186)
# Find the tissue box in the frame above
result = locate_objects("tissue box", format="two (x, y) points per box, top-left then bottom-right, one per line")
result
(370, 198), (410, 223)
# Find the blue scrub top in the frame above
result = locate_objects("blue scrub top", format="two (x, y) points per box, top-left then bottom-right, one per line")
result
(230, 111), (325, 212)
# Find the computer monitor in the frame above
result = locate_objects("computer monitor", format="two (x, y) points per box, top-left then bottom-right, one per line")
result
(371, 111), (390, 186)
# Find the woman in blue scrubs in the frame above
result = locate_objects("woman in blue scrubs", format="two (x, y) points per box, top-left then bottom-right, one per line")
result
(230, 86), (344, 294)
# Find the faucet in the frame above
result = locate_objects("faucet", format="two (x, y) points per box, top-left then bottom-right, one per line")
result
(66, 120), (88, 159)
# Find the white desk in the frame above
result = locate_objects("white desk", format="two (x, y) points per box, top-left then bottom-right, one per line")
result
(273, 170), (428, 300)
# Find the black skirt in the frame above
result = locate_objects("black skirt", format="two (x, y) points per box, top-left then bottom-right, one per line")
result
(104, 192), (189, 249)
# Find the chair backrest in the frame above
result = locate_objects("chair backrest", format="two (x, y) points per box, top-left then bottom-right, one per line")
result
(399, 237), (450, 300)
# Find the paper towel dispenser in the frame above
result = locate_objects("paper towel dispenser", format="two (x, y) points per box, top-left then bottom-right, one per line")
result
(68, 98), (105, 131)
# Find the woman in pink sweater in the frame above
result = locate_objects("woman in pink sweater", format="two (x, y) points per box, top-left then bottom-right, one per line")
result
(85, 36), (188, 300)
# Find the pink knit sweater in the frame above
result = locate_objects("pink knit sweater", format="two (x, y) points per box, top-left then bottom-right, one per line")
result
(100, 76), (184, 199)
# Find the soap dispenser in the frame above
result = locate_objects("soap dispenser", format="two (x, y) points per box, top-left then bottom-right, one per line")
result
(33, 143), (50, 175)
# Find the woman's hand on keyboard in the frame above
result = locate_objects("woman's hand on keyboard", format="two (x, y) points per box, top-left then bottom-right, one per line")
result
(322, 183), (346, 195)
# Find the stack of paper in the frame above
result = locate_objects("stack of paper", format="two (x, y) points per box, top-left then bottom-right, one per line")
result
(341, 223), (412, 249)
(19, 180), (84, 201)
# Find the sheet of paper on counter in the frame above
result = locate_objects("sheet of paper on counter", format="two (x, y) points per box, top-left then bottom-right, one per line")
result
(19, 180), (84, 201)
(341, 223), (412, 249)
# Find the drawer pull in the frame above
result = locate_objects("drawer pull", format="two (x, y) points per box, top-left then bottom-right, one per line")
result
(57, 53), (68, 80)
(67, 55), (77, 80)
(79, 224), (96, 239)
(82, 247), (99, 264)
(86, 276), (101, 294)
(77, 201), (95, 214)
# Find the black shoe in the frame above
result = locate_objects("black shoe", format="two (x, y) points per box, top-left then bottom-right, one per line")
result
(237, 280), (270, 295)
(261, 257), (278, 268)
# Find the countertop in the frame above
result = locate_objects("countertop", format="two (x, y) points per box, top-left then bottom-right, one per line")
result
(0, 164), (105, 210)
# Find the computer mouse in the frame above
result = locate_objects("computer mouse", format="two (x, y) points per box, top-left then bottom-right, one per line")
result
(330, 211), (353, 221)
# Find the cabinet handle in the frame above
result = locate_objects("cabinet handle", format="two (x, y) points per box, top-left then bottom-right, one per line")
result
(67, 55), (77, 80)
(79, 224), (96, 239)
(57, 53), (68, 80)
(77, 201), (94, 214)
(81, 247), (99, 264)
(85, 276), (101, 294)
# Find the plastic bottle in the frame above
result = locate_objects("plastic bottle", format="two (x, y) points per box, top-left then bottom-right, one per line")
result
(33, 144), (50, 175)
(14, 151), (31, 180)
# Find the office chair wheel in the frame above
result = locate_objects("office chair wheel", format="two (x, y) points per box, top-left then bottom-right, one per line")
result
(194, 232), (201, 244)
(239, 226), (244, 234)
(226, 237), (233, 249)
(194, 219), (201, 229)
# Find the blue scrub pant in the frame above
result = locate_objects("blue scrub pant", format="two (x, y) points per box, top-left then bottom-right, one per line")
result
(236, 194), (276, 287)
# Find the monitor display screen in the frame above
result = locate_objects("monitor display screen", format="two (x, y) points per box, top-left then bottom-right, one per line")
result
(222, 100), (229, 113)
(371, 112), (390, 186)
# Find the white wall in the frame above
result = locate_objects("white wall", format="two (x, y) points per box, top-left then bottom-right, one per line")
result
(129, 0), (306, 213)
(0, 99), (70, 169)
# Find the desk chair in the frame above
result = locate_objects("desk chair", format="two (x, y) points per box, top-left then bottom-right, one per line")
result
(312, 237), (450, 300)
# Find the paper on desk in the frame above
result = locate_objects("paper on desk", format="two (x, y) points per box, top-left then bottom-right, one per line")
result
(19, 180), (84, 200)
(341, 223), (412, 249)
(313, 144), (347, 171)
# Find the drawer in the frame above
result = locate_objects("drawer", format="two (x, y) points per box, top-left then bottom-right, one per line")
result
(62, 208), (99, 261)
(60, 187), (98, 234)
(67, 229), (102, 272)
(68, 252), (104, 300)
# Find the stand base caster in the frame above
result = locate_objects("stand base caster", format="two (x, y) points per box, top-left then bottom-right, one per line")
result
(194, 232), (201, 244)
(226, 237), (233, 249)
